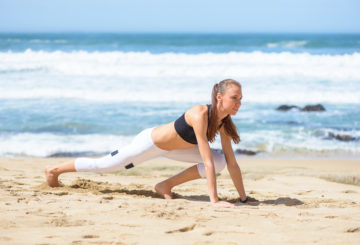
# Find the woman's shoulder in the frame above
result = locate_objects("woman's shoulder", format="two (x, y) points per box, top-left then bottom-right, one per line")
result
(186, 105), (208, 122)
(187, 104), (208, 115)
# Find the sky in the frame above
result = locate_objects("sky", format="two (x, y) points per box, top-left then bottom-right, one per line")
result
(0, 0), (359, 33)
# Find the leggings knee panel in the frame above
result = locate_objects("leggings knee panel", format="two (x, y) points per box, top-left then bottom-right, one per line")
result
(196, 152), (227, 178)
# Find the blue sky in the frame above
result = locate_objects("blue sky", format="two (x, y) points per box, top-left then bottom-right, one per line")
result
(0, 0), (359, 33)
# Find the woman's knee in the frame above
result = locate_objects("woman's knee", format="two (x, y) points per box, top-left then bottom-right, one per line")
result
(213, 154), (227, 173)
(196, 153), (227, 178)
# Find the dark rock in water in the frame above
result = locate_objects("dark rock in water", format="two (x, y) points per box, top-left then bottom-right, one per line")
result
(212, 148), (224, 154)
(48, 151), (104, 157)
(301, 104), (326, 112)
(286, 121), (302, 125)
(327, 132), (356, 142)
(276, 105), (300, 111)
(235, 149), (257, 156)
(276, 104), (326, 112)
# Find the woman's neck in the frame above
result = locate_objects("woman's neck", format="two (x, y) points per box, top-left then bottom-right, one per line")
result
(216, 104), (229, 123)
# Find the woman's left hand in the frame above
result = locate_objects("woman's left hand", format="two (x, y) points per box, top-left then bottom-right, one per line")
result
(240, 196), (249, 203)
(212, 201), (235, 208)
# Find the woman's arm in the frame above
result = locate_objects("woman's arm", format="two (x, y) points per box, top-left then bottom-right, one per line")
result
(191, 108), (219, 203)
(220, 127), (247, 201)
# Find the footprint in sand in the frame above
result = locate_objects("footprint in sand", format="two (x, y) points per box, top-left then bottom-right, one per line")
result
(261, 212), (279, 218)
(342, 190), (357, 194)
(53, 191), (69, 196)
(346, 227), (360, 233)
(298, 212), (314, 216)
(0, 236), (12, 242)
(325, 215), (337, 219)
(296, 190), (314, 195)
(82, 235), (100, 239)
(48, 217), (91, 227)
(196, 217), (210, 222)
(165, 224), (196, 234)
(45, 235), (60, 239)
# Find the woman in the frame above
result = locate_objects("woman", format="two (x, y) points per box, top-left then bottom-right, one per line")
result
(45, 79), (248, 208)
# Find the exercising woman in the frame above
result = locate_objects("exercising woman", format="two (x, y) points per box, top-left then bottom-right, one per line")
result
(45, 79), (248, 208)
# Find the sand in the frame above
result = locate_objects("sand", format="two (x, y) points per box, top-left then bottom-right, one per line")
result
(1, 157), (360, 244)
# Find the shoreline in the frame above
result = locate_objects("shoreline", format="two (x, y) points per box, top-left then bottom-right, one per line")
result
(3, 151), (360, 161)
(236, 153), (360, 161)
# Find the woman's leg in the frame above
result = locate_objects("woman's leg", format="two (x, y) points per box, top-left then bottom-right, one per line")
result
(155, 165), (201, 199)
(45, 127), (168, 187)
(155, 147), (227, 198)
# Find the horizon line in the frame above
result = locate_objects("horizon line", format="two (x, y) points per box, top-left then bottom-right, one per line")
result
(1, 30), (360, 35)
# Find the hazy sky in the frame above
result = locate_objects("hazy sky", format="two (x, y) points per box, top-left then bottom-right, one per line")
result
(0, 0), (359, 33)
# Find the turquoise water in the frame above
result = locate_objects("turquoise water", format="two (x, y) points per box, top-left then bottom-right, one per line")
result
(1, 33), (360, 54)
(0, 33), (359, 158)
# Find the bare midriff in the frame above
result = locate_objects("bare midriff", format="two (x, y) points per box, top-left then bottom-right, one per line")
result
(151, 121), (196, 151)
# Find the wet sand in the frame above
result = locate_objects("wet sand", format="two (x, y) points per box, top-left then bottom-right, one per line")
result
(1, 157), (360, 244)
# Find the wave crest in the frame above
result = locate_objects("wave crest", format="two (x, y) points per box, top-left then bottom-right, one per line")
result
(267, 40), (308, 48)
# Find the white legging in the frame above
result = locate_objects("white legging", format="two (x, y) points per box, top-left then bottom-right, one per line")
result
(74, 127), (227, 178)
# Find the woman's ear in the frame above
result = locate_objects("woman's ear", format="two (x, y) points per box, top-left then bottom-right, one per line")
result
(216, 92), (222, 102)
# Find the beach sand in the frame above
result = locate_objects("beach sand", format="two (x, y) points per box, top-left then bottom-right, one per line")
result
(1, 157), (360, 244)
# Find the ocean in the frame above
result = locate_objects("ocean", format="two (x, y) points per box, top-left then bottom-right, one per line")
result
(0, 33), (359, 158)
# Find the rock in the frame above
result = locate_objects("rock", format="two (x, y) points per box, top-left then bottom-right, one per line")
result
(327, 132), (356, 142)
(276, 105), (300, 111)
(301, 104), (325, 112)
(212, 149), (224, 154)
(286, 121), (302, 125)
(48, 151), (103, 157)
(235, 149), (257, 156)
(276, 104), (326, 112)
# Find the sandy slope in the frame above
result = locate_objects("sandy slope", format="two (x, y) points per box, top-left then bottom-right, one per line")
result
(1, 158), (360, 244)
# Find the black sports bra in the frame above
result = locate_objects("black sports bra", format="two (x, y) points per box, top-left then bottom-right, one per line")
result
(174, 104), (225, 145)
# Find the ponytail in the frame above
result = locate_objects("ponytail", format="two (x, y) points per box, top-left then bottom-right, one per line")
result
(207, 79), (241, 144)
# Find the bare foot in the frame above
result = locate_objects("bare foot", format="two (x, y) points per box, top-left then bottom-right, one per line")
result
(155, 181), (172, 199)
(44, 166), (59, 187)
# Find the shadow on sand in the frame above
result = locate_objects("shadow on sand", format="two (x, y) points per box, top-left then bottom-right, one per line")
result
(40, 178), (304, 206)
(177, 195), (304, 206)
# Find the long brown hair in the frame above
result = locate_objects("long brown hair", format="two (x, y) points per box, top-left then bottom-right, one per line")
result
(207, 79), (241, 144)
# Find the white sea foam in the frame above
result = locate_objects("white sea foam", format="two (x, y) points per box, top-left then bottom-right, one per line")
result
(1, 130), (359, 158)
(29, 39), (51, 43)
(267, 41), (308, 48)
(4, 38), (21, 42)
(26, 39), (67, 44)
(1, 50), (359, 79)
(0, 50), (359, 104)
(241, 129), (360, 156)
(0, 133), (134, 157)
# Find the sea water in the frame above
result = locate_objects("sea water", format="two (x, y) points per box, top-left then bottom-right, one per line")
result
(0, 33), (359, 158)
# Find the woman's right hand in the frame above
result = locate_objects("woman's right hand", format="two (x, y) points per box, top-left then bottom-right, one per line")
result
(212, 200), (235, 208)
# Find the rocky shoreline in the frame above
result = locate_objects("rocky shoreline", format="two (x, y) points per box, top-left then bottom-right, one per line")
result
(276, 104), (326, 112)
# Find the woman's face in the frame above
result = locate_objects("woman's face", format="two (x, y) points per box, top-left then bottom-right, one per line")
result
(218, 84), (242, 116)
